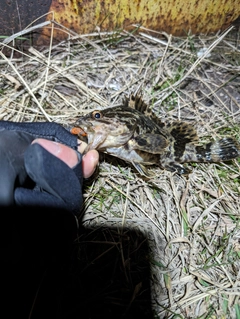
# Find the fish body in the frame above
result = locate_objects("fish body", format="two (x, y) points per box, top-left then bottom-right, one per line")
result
(73, 95), (240, 175)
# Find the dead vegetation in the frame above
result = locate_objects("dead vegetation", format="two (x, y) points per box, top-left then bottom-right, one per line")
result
(0, 19), (239, 318)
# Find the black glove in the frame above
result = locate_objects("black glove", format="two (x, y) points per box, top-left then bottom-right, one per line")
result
(0, 121), (83, 215)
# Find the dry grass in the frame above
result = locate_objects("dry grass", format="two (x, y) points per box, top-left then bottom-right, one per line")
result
(0, 19), (240, 318)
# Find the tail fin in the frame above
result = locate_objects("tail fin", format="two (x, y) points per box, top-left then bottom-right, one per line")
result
(185, 137), (240, 163)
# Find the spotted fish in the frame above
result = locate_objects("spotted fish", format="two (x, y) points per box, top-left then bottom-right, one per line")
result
(71, 94), (240, 175)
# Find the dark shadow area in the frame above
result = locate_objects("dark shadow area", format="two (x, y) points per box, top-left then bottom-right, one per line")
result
(0, 207), (154, 319)
(57, 226), (154, 319)
(0, 0), (51, 36)
(0, 0), (52, 53)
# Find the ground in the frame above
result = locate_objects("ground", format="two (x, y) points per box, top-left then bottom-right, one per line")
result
(0, 20), (239, 318)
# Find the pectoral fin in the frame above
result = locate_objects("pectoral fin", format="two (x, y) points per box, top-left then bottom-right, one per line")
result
(129, 134), (169, 154)
(132, 162), (151, 176)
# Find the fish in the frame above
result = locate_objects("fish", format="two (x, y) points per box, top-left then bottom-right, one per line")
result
(71, 94), (240, 175)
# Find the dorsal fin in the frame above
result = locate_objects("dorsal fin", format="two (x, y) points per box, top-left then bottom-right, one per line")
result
(124, 94), (165, 128)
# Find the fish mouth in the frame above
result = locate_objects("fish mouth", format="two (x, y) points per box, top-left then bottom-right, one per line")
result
(77, 117), (122, 126)
(75, 118), (93, 128)
(75, 117), (131, 134)
(74, 119), (96, 135)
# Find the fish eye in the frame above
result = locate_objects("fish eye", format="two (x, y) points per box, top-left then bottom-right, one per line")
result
(92, 111), (102, 119)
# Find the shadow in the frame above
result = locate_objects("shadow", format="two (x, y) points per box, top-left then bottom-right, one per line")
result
(0, 0), (51, 36)
(0, 0), (52, 54)
(57, 226), (154, 319)
(0, 207), (155, 319)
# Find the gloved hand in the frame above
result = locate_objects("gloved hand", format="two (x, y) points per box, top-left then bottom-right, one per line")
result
(0, 121), (83, 215)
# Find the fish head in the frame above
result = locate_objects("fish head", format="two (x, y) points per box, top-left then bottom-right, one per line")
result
(74, 106), (138, 150)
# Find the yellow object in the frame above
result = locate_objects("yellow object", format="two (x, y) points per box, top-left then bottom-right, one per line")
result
(40, 0), (239, 40)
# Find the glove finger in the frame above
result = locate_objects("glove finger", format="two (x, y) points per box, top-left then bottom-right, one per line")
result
(0, 121), (79, 149)
(14, 188), (69, 210)
(0, 157), (18, 205)
(0, 130), (34, 205)
(20, 143), (82, 214)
